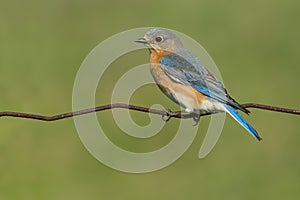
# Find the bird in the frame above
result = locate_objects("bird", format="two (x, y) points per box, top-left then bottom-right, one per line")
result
(135, 28), (262, 141)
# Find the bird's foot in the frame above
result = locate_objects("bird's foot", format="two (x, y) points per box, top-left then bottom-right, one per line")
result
(192, 113), (201, 126)
(162, 109), (173, 122)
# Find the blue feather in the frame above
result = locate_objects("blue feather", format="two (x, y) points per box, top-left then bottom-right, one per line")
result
(192, 84), (229, 104)
(161, 56), (177, 67)
(225, 105), (262, 141)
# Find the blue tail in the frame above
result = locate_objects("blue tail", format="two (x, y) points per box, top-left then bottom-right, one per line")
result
(224, 105), (262, 141)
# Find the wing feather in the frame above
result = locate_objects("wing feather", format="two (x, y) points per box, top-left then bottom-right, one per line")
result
(160, 52), (249, 113)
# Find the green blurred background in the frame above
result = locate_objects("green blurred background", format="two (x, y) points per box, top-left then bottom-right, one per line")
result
(1, 0), (299, 199)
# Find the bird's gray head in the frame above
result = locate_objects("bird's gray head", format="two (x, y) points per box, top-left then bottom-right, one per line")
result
(135, 28), (183, 52)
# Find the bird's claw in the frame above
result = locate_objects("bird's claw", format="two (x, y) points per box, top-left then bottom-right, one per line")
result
(162, 109), (173, 122)
(162, 114), (171, 122)
(192, 113), (201, 126)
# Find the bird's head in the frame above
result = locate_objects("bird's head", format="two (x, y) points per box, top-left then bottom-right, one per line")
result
(135, 28), (183, 52)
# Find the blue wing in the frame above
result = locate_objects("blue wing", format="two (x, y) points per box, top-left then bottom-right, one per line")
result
(160, 52), (248, 113)
(159, 51), (262, 140)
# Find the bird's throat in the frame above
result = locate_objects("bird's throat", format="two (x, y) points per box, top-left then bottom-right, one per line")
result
(149, 49), (170, 63)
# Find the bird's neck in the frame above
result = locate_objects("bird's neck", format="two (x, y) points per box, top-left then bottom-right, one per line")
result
(149, 49), (170, 63)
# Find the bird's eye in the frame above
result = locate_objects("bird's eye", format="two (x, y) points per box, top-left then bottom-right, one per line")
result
(155, 36), (163, 42)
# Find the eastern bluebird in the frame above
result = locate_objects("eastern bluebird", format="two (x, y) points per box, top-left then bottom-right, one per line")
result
(135, 28), (262, 141)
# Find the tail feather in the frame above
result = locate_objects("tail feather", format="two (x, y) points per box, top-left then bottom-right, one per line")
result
(224, 105), (262, 141)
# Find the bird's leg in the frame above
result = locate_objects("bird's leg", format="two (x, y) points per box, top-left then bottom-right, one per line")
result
(162, 109), (186, 122)
(192, 112), (201, 126)
(179, 109), (201, 126)
(161, 109), (202, 126)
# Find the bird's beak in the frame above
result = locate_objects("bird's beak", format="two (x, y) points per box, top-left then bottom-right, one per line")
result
(135, 37), (148, 44)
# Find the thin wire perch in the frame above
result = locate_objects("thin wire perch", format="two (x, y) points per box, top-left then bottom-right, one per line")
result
(0, 103), (299, 121)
